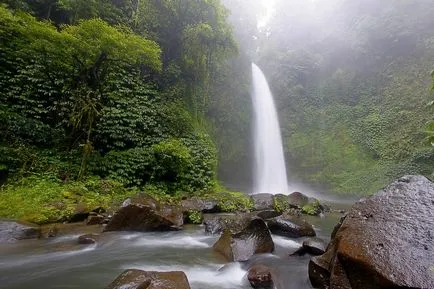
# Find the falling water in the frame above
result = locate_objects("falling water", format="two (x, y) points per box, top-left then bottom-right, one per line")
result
(251, 63), (289, 194)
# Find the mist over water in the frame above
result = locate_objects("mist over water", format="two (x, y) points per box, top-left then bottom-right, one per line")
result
(251, 63), (289, 195)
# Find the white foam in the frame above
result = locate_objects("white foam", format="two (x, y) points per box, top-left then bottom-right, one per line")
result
(272, 235), (301, 248)
(122, 262), (248, 289)
(133, 235), (212, 249)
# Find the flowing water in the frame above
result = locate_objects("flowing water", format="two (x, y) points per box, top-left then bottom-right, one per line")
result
(0, 213), (344, 289)
(251, 63), (289, 195)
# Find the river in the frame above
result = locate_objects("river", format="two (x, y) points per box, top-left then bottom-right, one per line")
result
(0, 213), (344, 289)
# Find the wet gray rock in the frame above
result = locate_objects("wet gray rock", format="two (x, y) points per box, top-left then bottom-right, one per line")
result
(106, 269), (191, 289)
(104, 202), (183, 232)
(213, 218), (274, 262)
(0, 220), (40, 243)
(181, 197), (218, 213)
(250, 194), (275, 211)
(267, 215), (316, 238)
(291, 237), (327, 256)
(287, 192), (309, 208)
(203, 213), (251, 235)
(309, 175), (434, 289)
(255, 210), (282, 220)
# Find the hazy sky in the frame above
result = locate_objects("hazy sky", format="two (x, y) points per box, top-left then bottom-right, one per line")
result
(257, 0), (275, 28)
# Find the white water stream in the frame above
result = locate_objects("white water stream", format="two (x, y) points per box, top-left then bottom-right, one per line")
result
(251, 63), (289, 194)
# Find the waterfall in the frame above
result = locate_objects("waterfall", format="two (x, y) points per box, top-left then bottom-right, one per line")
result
(251, 63), (289, 195)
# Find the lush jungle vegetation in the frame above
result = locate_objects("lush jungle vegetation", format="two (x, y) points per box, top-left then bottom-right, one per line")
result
(0, 0), (433, 223)
(0, 0), (245, 223)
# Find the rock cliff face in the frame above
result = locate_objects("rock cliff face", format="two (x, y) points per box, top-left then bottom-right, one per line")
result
(309, 175), (434, 289)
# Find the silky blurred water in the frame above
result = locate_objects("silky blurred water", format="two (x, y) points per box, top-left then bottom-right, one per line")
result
(0, 213), (344, 289)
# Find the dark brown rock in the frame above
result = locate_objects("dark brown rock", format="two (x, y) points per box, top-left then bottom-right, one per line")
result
(0, 220), (40, 243)
(78, 234), (99, 244)
(250, 194), (275, 211)
(247, 264), (274, 289)
(255, 210), (282, 220)
(203, 213), (252, 235)
(86, 215), (104, 225)
(291, 237), (327, 256)
(68, 203), (91, 223)
(124, 193), (159, 210)
(104, 203), (183, 232)
(213, 218), (274, 262)
(266, 215), (316, 238)
(309, 175), (434, 289)
(106, 269), (191, 289)
(287, 192), (309, 208)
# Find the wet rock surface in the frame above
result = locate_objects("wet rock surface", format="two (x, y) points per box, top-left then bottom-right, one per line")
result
(106, 269), (191, 289)
(267, 215), (316, 238)
(250, 193), (275, 211)
(104, 201), (183, 232)
(78, 233), (99, 244)
(287, 192), (309, 208)
(203, 213), (252, 234)
(213, 218), (274, 262)
(309, 175), (434, 289)
(0, 220), (40, 243)
(255, 210), (282, 220)
(181, 197), (218, 213)
(247, 264), (274, 289)
(86, 213), (104, 225)
(291, 237), (327, 256)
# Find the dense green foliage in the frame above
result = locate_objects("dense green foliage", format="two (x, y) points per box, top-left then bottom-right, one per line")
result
(0, 0), (239, 222)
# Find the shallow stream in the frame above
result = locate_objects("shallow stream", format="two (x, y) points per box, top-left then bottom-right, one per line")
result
(0, 213), (345, 289)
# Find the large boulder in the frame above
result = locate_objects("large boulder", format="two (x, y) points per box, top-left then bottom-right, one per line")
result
(267, 215), (316, 238)
(250, 194), (275, 211)
(181, 197), (218, 213)
(104, 202), (183, 232)
(203, 213), (252, 235)
(213, 218), (274, 262)
(309, 175), (434, 289)
(287, 192), (309, 208)
(106, 269), (191, 289)
(0, 220), (40, 243)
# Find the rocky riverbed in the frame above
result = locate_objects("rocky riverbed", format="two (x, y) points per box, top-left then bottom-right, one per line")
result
(0, 175), (432, 289)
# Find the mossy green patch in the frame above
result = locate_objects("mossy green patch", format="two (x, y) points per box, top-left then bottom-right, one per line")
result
(0, 176), (135, 224)
(201, 191), (253, 213)
(302, 200), (321, 216)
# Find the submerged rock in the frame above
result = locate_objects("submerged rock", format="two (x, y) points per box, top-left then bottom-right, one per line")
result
(106, 269), (191, 289)
(309, 175), (434, 289)
(266, 215), (316, 238)
(250, 194), (275, 211)
(78, 234), (99, 245)
(104, 203), (183, 232)
(0, 220), (40, 243)
(212, 218), (274, 262)
(247, 264), (274, 289)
